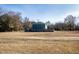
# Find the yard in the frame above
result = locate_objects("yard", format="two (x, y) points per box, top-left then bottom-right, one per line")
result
(0, 31), (79, 53)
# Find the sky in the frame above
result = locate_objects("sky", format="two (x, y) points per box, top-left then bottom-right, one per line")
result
(0, 4), (79, 23)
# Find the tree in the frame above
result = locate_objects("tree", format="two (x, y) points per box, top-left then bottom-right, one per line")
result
(47, 24), (54, 32)
(64, 15), (76, 31)
(45, 21), (51, 29)
(0, 11), (23, 32)
(45, 21), (51, 26)
(10, 12), (23, 31)
(23, 17), (32, 31)
(54, 22), (65, 31)
(75, 23), (79, 31)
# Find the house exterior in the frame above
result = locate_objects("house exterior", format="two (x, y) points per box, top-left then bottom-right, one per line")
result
(32, 22), (45, 32)
(24, 22), (54, 32)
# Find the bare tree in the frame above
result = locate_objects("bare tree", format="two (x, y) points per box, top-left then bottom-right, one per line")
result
(54, 22), (65, 31)
(23, 17), (32, 31)
(64, 15), (76, 31)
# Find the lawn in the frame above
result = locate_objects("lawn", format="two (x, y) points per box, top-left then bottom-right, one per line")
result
(0, 31), (79, 53)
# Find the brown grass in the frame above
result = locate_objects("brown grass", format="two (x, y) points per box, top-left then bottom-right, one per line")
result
(0, 31), (79, 54)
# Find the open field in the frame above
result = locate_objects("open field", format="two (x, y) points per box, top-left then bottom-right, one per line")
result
(0, 31), (79, 54)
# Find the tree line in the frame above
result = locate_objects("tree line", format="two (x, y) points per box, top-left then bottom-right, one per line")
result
(0, 9), (79, 32)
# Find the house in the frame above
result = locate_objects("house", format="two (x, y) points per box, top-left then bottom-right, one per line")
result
(24, 21), (54, 32)
(32, 22), (45, 32)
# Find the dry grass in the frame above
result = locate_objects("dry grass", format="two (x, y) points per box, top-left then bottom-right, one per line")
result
(0, 31), (79, 54)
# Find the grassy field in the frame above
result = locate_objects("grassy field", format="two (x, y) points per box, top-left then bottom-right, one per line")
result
(0, 31), (79, 54)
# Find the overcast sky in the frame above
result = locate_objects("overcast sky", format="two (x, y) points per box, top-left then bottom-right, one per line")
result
(0, 4), (79, 23)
